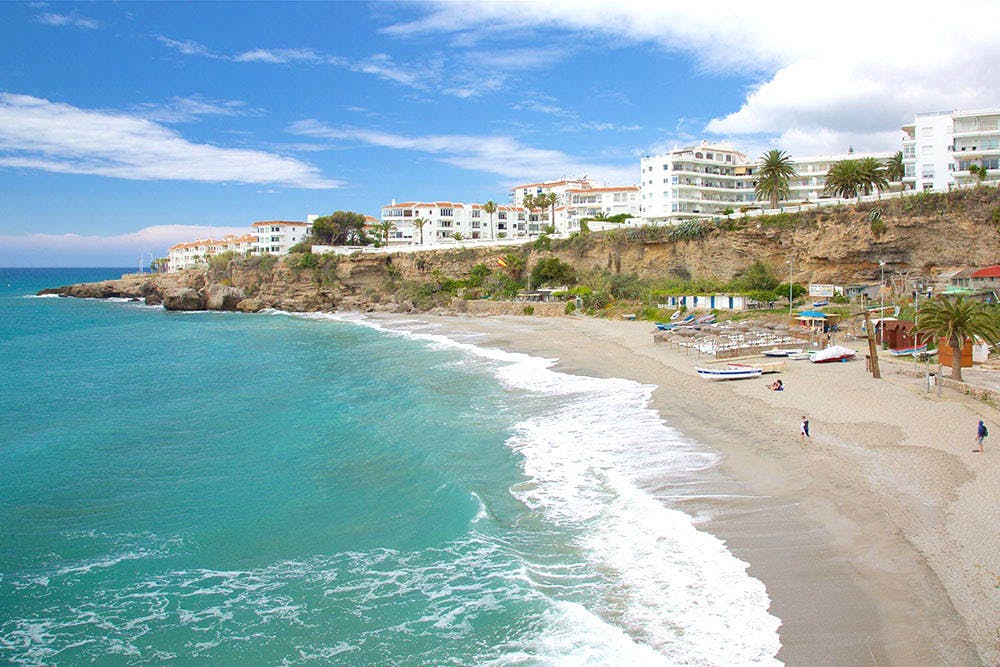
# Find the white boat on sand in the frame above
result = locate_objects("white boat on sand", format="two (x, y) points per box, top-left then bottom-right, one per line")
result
(696, 365), (764, 380)
(810, 346), (856, 363)
(762, 348), (803, 357)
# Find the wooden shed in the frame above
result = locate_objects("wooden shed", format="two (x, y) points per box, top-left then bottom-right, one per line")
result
(939, 337), (973, 369)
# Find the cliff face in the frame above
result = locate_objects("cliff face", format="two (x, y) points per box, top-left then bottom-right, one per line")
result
(40, 187), (1000, 311)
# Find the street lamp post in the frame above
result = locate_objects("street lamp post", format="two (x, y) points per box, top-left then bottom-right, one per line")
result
(879, 259), (886, 345)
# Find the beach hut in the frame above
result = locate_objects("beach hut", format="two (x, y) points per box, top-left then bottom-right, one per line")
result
(794, 310), (829, 333)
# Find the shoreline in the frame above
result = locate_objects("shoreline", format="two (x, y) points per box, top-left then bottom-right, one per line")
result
(367, 312), (997, 665)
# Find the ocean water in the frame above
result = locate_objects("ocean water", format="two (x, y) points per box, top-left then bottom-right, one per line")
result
(0, 268), (780, 665)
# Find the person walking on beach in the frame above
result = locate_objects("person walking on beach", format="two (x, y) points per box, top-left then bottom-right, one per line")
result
(800, 416), (810, 443)
(974, 420), (988, 452)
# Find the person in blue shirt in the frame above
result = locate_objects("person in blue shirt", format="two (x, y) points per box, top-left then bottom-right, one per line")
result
(974, 420), (988, 452)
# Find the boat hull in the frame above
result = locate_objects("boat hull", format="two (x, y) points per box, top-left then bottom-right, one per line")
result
(696, 367), (763, 380)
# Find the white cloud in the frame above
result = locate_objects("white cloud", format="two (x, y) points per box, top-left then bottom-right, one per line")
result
(0, 225), (251, 266)
(288, 119), (636, 185)
(156, 36), (216, 57)
(392, 1), (1000, 154)
(234, 48), (323, 64)
(0, 94), (340, 189)
(36, 12), (99, 29)
(133, 96), (262, 123)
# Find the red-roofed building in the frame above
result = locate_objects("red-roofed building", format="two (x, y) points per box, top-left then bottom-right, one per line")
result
(380, 200), (528, 243)
(972, 265), (1000, 289)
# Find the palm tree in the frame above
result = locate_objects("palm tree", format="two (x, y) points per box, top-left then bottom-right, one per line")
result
(824, 159), (865, 201)
(482, 200), (497, 240)
(536, 192), (560, 233)
(885, 151), (905, 189)
(521, 194), (536, 238)
(374, 220), (397, 246)
(917, 296), (1000, 381)
(412, 217), (428, 245)
(754, 149), (798, 210)
(969, 164), (988, 185)
(858, 157), (889, 197)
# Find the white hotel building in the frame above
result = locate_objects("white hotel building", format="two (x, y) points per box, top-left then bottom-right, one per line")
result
(640, 141), (892, 223)
(251, 220), (312, 255)
(902, 108), (1000, 192)
(381, 201), (520, 244)
(167, 234), (256, 272)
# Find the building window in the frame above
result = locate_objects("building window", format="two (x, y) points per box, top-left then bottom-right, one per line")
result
(439, 208), (453, 217)
(922, 165), (935, 177)
(498, 212), (507, 220)
(922, 183), (934, 191)
(472, 210), (480, 218)
(921, 126), (933, 135)
(922, 145), (934, 155)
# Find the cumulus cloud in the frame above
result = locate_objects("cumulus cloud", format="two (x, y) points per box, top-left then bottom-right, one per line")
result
(0, 94), (340, 189)
(288, 119), (636, 185)
(0, 225), (251, 267)
(36, 12), (99, 29)
(390, 1), (1000, 154)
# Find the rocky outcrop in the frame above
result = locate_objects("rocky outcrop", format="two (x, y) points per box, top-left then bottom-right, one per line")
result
(163, 288), (204, 311)
(203, 284), (245, 311)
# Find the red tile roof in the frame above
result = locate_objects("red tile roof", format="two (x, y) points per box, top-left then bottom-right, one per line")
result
(251, 220), (308, 227)
(972, 265), (1000, 278)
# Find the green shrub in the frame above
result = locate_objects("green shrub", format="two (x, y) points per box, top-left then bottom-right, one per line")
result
(293, 252), (319, 270)
(523, 305), (535, 315)
(530, 257), (576, 288)
(565, 301), (576, 314)
(533, 235), (552, 251)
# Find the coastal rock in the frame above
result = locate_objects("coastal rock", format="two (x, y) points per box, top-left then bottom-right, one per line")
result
(236, 297), (265, 313)
(204, 284), (245, 311)
(144, 293), (163, 307)
(163, 288), (204, 311)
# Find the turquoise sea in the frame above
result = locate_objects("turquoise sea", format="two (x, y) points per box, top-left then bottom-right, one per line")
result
(0, 268), (780, 665)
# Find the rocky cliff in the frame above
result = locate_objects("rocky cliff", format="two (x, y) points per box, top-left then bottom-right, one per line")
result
(40, 187), (1000, 312)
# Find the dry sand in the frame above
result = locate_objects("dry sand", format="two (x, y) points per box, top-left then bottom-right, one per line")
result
(370, 312), (1000, 666)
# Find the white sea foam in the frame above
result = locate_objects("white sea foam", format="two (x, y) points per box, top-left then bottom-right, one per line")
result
(307, 314), (782, 665)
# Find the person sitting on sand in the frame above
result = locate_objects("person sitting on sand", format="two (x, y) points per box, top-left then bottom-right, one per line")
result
(768, 379), (783, 391)
(800, 416), (810, 443)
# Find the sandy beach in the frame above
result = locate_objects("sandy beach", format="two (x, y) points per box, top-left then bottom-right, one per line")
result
(370, 312), (1000, 666)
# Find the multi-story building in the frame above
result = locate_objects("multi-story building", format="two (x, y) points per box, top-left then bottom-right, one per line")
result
(788, 151), (894, 201)
(640, 142), (756, 222)
(564, 186), (640, 230)
(381, 201), (521, 244)
(640, 141), (894, 223)
(510, 178), (594, 208)
(251, 220), (312, 255)
(167, 234), (256, 272)
(902, 108), (1000, 192)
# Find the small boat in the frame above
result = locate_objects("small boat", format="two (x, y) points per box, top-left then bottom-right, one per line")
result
(915, 348), (938, 359)
(670, 310), (681, 320)
(812, 300), (829, 307)
(696, 365), (764, 380)
(696, 314), (716, 324)
(762, 348), (803, 357)
(889, 344), (927, 357)
(679, 314), (695, 324)
(787, 352), (812, 360)
(654, 322), (675, 331)
(810, 345), (856, 363)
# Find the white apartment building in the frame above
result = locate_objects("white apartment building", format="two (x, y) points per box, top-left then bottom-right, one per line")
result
(381, 201), (521, 244)
(251, 220), (312, 255)
(640, 141), (893, 223)
(510, 178), (594, 207)
(167, 234), (256, 272)
(902, 108), (1000, 192)
(640, 142), (756, 221)
(564, 186), (640, 230)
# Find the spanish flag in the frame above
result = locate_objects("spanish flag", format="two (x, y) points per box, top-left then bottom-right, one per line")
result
(497, 257), (508, 268)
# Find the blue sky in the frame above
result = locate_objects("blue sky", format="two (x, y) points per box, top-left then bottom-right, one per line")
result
(2, 1), (998, 265)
